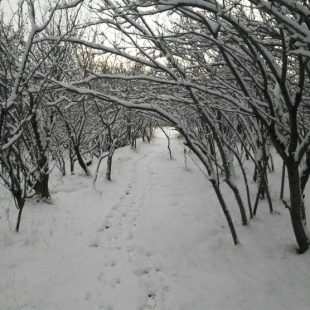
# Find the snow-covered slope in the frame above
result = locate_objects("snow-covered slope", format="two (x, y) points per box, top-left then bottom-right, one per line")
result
(0, 129), (309, 310)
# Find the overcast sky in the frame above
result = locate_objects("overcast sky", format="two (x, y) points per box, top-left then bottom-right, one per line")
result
(1, 0), (18, 12)
(0, 0), (70, 16)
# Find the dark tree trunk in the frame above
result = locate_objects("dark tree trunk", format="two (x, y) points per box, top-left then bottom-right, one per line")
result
(70, 158), (75, 174)
(15, 207), (23, 232)
(253, 150), (273, 215)
(211, 180), (239, 245)
(69, 144), (75, 174)
(127, 117), (132, 144)
(106, 142), (118, 181)
(253, 166), (258, 182)
(34, 173), (50, 199)
(159, 126), (172, 159)
(286, 160), (309, 253)
(143, 126), (151, 143)
(197, 109), (247, 226)
(34, 154), (50, 199)
(268, 154), (274, 172)
(106, 154), (113, 181)
(74, 145), (89, 175)
(253, 173), (273, 215)
(58, 156), (66, 176)
(280, 161), (286, 200)
(225, 179), (248, 225)
(233, 149), (253, 219)
(29, 105), (50, 199)
(131, 138), (137, 150)
(253, 174), (264, 216)
(15, 196), (25, 232)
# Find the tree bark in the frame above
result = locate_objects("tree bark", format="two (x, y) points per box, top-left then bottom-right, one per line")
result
(106, 142), (117, 181)
(74, 145), (89, 175)
(15, 197), (25, 232)
(34, 172), (50, 199)
(280, 161), (286, 200)
(225, 179), (248, 225)
(211, 180), (239, 245)
(286, 160), (310, 253)
(159, 126), (172, 159)
(232, 148), (253, 219)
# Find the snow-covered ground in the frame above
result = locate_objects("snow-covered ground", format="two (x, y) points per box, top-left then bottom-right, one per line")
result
(1, 129), (309, 310)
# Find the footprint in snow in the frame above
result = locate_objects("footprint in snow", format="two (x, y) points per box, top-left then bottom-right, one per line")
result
(134, 268), (151, 276)
(110, 259), (117, 267)
(140, 292), (157, 310)
(89, 236), (100, 247)
(110, 277), (121, 288)
(84, 291), (92, 301)
(105, 258), (117, 267)
(97, 219), (112, 232)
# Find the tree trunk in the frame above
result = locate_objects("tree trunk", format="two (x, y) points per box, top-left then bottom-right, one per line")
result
(106, 154), (113, 181)
(15, 207), (23, 232)
(127, 117), (132, 144)
(268, 154), (274, 172)
(74, 145), (89, 175)
(34, 173), (50, 199)
(286, 160), (309, 253)
(106, 141), (117, 181)
(58, 156), (66, 176)
(280, 161), (286, 200)
(253, 156), (273, 215)
(263, 175), (273, 213)
(225, 179), (248, 225)
(34, 155), (50, 199)
(143, 126), (151, 143)
(15, 197), (24, 232)
(159, 126), (172, 159)
(253, 173), (264, 216)
(253, 166), (258, 182)
(211, 180), (239, 245)
(131, 137), (137, 150)
(69, 144), (75, 174)
(233, 149), (253, 219)
(70, 157), (75, 174)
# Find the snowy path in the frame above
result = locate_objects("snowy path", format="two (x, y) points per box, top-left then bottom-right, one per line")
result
(89, 143), (171, 310)
(1, 130), (310, 310)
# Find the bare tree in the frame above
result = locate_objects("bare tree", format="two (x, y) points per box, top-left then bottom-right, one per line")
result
(0, 0), (84, 231)
(4, 0), (309, 251)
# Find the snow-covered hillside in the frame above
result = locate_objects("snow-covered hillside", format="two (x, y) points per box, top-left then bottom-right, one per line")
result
(1, 129), (309, 310)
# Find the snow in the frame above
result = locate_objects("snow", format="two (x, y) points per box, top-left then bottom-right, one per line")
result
(1, 129), (310, 310)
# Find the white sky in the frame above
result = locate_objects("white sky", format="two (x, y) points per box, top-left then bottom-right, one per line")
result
(0, 0), (81, 16)
(0, 0), (18, 13)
